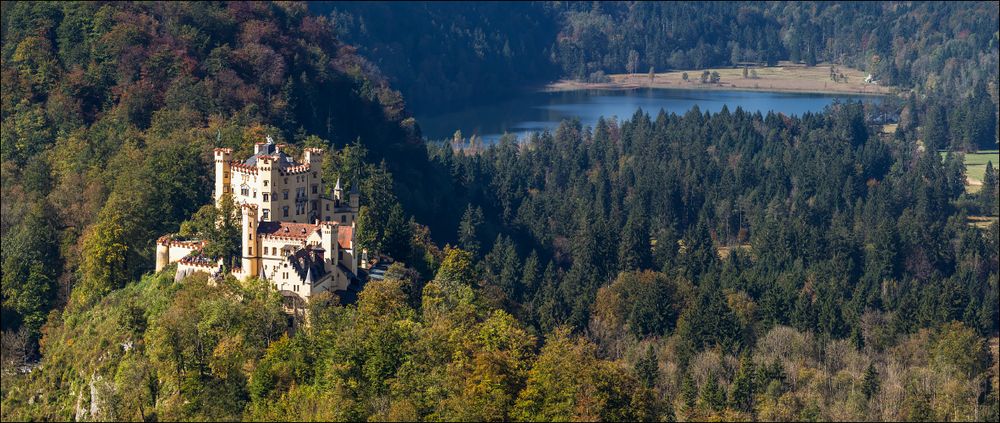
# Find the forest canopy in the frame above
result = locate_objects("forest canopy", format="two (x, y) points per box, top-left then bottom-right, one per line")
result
(317, 1), (999, 111)
(1, 1), (999, 422)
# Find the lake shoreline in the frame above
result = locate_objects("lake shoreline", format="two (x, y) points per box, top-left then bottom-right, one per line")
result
(542, 63), (896, 97)
(542, 80), (893, 97)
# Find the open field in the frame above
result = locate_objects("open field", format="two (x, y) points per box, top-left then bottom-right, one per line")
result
(967, 216), (998, 229)
(941, 150), (999, 193)
(546, 62), (894, 96)
(717, 244), (752, 260)
(965, 150), (999, 183)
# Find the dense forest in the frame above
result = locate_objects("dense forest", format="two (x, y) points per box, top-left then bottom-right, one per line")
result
(0, 0), (427, 364)
(2, 1), (999, 422)
(311, 1), (559, 112)
(317, 1), (999, 112)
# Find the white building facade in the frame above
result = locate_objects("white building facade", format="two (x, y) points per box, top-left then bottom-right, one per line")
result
(157, 138), (364, 308)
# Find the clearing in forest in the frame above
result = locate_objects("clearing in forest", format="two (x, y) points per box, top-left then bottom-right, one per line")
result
(547, 61), (894, 96)
(942, 150), (999, 193)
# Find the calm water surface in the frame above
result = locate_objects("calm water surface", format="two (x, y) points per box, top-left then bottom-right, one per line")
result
(416, 88), (885, 142)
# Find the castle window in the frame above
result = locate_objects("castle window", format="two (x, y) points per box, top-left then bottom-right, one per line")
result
(253, 190), (257, 198)
(312, 201), (317, 211)
(312, 184), (318, 194)
(263, 193), (269, 201)
(224, 171), (229, 178)
(326, 204), (329, 211)
(283, 206), (289, 217)
(240, 184), (249, 196)
(284, 177), (288, 184)
(341, 215), (346, 223)
(249, 246), (253, 255)
(264, 180), (268, 187)
(272, 247), (277, 255)
(262, 208), (270, 221)
(283, 190), (289, 200)
(325, 215), (330, 221)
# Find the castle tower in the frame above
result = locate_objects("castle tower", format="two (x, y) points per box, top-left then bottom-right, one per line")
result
(155, 239), (170, 272)
(241, 204), (260, 278)
(258, 154), (275, 221)
(349, 180), (360, 210)
(303, 147), (323, 170)
(214, 148), (233, 206)
(319, 221), (339, 268)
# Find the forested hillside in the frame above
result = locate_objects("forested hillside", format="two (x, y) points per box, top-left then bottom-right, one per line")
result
(0, 0), (425, 357)
(5, 105), (998, 420)
(2, 1), (999, 422)
(311, 1), (559, 112)
(318, 1), (998, 111)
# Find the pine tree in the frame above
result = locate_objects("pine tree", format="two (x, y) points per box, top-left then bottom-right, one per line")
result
(681, 373), (698, 410)
(729, 355), (756, 412)
(458, 204), (484, 257)
(382, 202), (412, 260)
(792, 290), (817, 332)
(618, 209), (651, 272)
(678, 279), (743, 354)
(520, 250), (541, 302)
(980, 161), (997, 216)
(862, 362), (879, 400)
(923, 104), (948, 151)
(699, 372), (726, 412)
(483, 234), (522, 309)
(682, 219), (717, 283)
(635, 345), (658, 389)
(966, 93), (998, 151)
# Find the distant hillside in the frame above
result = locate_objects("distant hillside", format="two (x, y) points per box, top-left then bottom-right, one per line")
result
(314, 1), (998, 111)
(0, 1), (431, 343)
(310, 1), (560, 113)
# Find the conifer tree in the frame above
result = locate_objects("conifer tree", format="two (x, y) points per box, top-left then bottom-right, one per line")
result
(458, 204), (484, 257)
(862, 362), (879, 400)
(981, 161), (997, 215)
(699, 372), (726, 412)
(681, 373), (698, 410)
(635, 345), (658, 389)
(729, 355), (756, 413)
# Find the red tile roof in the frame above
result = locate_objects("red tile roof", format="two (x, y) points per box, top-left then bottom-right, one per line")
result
(257, 221), (320, 240)
(338, 225), (353, 249)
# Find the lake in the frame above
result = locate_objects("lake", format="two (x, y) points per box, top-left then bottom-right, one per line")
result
(415, 88), (886, 143)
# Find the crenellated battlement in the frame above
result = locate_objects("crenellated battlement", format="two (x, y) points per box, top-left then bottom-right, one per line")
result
(156, 236), (207, 249)
(231, 162), (258, 174)
(279, 164), (312, 175)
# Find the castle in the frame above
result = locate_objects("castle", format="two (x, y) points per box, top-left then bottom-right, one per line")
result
(156, 137), (366, 309)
